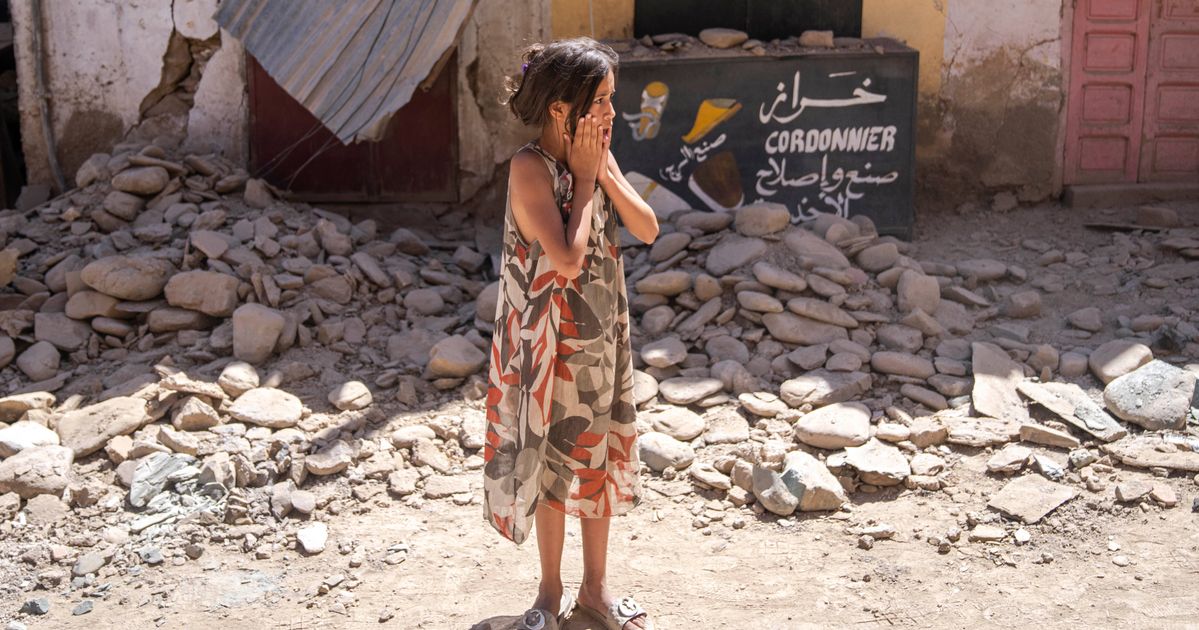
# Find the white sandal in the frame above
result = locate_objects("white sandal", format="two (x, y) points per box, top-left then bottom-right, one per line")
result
(517, 591), (575, 630)
(577, 594), (654, 630)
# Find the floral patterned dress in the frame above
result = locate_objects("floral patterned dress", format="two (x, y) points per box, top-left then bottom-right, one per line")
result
(482, 140), (644, 545)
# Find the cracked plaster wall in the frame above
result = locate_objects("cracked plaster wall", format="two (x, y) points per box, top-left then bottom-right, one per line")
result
(455, 1), (551, 202)
(933, 0), (1066, 204)
(864, 0), (1067, 207)
(12, 0), (247, 193)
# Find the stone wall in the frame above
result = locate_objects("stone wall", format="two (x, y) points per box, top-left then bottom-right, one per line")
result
(12, 0), (248, 193)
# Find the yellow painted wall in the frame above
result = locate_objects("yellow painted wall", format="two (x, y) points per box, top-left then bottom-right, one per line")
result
(551, 0), (634, 39)
(862, 0), (947, 97)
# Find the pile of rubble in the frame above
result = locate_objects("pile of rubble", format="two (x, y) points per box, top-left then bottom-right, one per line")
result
(0, 139), (1197, 619)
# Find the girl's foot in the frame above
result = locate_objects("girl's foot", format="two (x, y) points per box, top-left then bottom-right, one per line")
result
(529, 580), (564, 618)
(577, 581), (650, 629)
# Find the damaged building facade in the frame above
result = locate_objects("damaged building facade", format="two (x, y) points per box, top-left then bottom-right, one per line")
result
(6, 0), (1198, 215)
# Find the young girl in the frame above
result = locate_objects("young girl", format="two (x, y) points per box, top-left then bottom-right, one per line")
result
(482, 37), (659, 630)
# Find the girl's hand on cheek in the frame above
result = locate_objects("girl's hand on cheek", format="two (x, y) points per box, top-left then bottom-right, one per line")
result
(565, 114), (603, 183)
(596, 125), (612, 186)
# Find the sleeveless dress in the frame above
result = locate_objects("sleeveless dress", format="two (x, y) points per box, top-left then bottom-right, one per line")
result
(482, 140), (644, 545)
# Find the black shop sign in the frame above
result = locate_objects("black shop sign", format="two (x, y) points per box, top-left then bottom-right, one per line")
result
(611, 41), (918, 237)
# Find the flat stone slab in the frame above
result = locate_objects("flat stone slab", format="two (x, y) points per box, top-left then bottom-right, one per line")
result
(971, 342), (1029, 424)
(987, 474), (1077, 524)
(943, 415), (1021, 448)
(1102, 436), (1199, 473)
(1017, 381), (1126, 442)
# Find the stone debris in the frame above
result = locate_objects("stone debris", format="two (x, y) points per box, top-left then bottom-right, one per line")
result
(0, 140), (1195, 592)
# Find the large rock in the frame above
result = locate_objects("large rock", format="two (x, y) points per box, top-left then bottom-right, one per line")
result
(0, 445), (74, 499)
(0, 335), (13, 369)
(34, 313), (91, 351)
(843, 439), (910, 486)
(81, 256), (174, 300)
(752, 464), (798, 515)
(1089, 340), (1154, 385)
(705, 235), (767, 276)
(218, 361), (259, 397)
(1103, 360), (1195, 431)
(635, 271), (691, 296)
(637, 431), (695, 472)
(971, 342), (1030, 423)
(65, 291), (121, 319)
(306, 440), (354, 475)
(111, 166), (170, 195)
(15, 341), (59, 381)
(870, 352), (935, 379)
(779, 370), (871, 407)
(427, 335), (486, 378)
(56, 397), (151, 457)
(476, 281), (500, 322)
(698, 27), (748, 48)
(658, 377), (723, 405)
(896, 270), (940, 314)
(793, 402), (871, 449)
(1016, 381), (1126, 442)
(0, 421), (60, 457)
(147, 307), (215, 332)
(752, 261), (807, 292)
(172, 396), (222, 431)
(232, 303), (285, 363)
(780, 450), (848, 511)
(228, 388), (303, 428)
(329, 381), (373, 411)
(856, 243), (899, 272)
(164, 271), (240, 316)
(641, 336), (687, 368)
(986, 474), (1077, 524)
(786, 298), (858, 329)
(102, 190), (145, 220)
(784, 229), (850, 268)
(0, 392), (55, 422)
(734, 202), (790, 236)
(762, 312), (848, 345)
(647, 407), (706, 441)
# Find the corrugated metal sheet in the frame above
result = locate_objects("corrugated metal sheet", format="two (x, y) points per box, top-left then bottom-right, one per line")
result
(215, 0), (474, 144)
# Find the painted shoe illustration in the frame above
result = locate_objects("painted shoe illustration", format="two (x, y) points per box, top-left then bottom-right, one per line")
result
(682, 98), (741, 144)
(621, 81), (669, 141)
(688, 150), (743, 211)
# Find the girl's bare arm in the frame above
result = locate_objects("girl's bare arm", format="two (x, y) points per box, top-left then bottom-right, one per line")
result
(599, 151), (659, 245)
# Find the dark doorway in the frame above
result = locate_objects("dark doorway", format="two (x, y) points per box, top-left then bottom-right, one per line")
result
(246, 50), (458, 203)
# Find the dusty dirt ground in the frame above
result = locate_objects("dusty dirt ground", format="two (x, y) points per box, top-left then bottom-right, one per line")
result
(2, 199), (1198, 629)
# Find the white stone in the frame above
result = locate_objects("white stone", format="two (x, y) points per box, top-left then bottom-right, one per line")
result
(228, 388), (303, 428)
(793, 402), (871, 449)
(297, 522), (328, 554)
(0, 422), (60, 458)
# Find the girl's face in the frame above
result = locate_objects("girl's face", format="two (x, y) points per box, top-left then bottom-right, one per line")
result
(582, 70), (617, 141)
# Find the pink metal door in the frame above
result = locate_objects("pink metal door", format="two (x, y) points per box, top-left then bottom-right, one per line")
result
(1064, 0), (1151, 184)
(1139, 0), (1199, 181)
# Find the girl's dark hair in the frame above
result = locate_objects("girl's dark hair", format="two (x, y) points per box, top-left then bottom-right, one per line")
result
(503, 37), (619, 137)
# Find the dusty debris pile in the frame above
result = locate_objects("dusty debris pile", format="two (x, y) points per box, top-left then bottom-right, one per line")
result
(0, 139), (1197, 618)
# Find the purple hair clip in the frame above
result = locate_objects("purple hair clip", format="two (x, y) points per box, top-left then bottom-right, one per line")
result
(521, 62), (529, 74)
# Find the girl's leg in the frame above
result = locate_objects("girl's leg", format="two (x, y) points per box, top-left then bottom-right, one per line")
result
(579, 515), (649, 628)
(532, 500), (566, 613)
